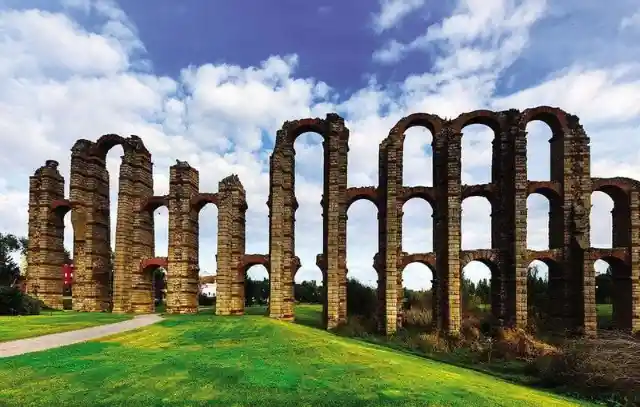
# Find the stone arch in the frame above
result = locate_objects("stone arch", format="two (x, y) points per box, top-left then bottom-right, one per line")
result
(129, 257), (168, 313)
(451, 110), (503, 134)
(593, 255), (633, 331)
(454, 111), (502, 185)
(140, 195), (169, 212)
(592, 179), (632, 248)
(461, 184), (496, 201)
(460, 250), (498, 268)
(242, 254), (270, 274)
(345, 187), (378, 211)
(269, 113), (349, 328)
(90, 134), (148, 158)
(191, 193), (219, 212)
(526, 257), (562, 331)
(461, 196), (493, 250)
(460, 252), (501, 322)
(400, 186), (436, 208)
(399, 252), (437, 330)
(388, 113), (443, 141)
(520, 106), (567, 136)
(527, 182), (563, 249)
(400, 252), (436, 272)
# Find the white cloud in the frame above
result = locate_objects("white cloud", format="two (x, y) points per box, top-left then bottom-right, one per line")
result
(372, 0), (426, 33)
(0, 0), (635, 291)
(620, 9), (640, 30)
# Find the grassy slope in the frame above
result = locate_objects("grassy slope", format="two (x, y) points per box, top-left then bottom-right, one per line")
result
(0, 306), (594, 407)
(0, 311), (132, 342)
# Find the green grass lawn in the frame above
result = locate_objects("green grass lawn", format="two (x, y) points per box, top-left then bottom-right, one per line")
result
(0, 304), (595, 407)
(0, 311), (133, 342)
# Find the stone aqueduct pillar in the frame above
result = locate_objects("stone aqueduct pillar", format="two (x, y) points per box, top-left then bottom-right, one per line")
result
(268, 114), (349, 327)
(165, 161), (200, 314)
(25, 160), (66, 309)
(215, 175), (247, 316)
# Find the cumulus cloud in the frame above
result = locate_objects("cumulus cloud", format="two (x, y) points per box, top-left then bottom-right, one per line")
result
(0, 0), (635, 291)
(372, 0), (427, 33)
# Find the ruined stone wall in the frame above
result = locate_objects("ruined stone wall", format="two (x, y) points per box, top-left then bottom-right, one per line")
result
(25, 160), (65, 309)
(323, 114), (349, 328)
(25, 106), (639, 336)
(68, 140), (93, 311)
(629, 191), (640, 333)
(214, 176), (247, 315)
(125, 146), (155, 313)
(166, 161), (200, 313)
(268, 133), (295, 320)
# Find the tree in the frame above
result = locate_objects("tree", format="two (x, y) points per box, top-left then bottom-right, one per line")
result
(294, 280), (323, 303)
(0, 233), (26, 286)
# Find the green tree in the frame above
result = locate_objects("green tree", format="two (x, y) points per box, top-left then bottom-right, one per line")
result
(295, 280), (323, 303)
(0, 233), (27, 286)
(595, 265), (613, 304)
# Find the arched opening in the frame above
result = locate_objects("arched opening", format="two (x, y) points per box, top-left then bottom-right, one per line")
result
(245, 264), (269, 315)
(152, 267), (167, 312)
(62, 211), (74, 310)
(153, 206), (169, 258)
(526, 121), (553, 181)
(105, 144), (124, 309)
(293, 131), (324, 317)
(527, 193), (551, 250)
(151, 206), (168, 310)
(461, 261), (493, 323)
(401, 262), (434, 331)
(460, 124), (494, 185)
(590, 191), (614, 248)
(292, 131), (324, 322)
(402, 198), (433, 253)
(595, 258), (632, 331)
(526, 260), (554, 332)
(198, 203), (218, 309)
(461, 197), (492, 250)
(294, 267), (324, 328)
(346, 198), (379, 329)
(403, 126), (433, 186)
(346, 267), (378, 331)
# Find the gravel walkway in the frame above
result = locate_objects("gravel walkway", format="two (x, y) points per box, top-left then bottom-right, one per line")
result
(0, 314), (163, 358)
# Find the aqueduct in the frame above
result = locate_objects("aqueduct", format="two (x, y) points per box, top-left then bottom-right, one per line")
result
(25, 107), (640, 336)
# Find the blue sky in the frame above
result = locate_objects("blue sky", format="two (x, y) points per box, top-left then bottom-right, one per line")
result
(1, 0), (639, 289)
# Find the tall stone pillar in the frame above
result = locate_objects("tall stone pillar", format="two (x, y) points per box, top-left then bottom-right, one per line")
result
(433, 126), (462, 333)
(68, 140), (93, 311)
(378, 136), (402, 335)
(554, 116), (594, 335)
(166, 161), (199, 314)
(216, 175), (247, 316)
(323, 113), (349, 328)
(629, 191), (640, 334)
(268, 133), (296, 321)
(493, 111), (529, 328)
(77, 150), (113, 312)
(25, 160), (65, 309)
(118, 138), (154, 313)
(111, 139), (148, 312)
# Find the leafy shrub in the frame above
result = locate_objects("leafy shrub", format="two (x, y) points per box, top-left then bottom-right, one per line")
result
(346, 278), (377, 318)
(198, 294), (215, 306)
(0, 286), (42, 315)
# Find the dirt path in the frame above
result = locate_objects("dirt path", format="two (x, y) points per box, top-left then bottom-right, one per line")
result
(0, 314), (162, 358)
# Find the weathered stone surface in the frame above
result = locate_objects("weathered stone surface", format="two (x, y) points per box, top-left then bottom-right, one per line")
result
(24, 107), (640, 337)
